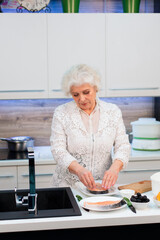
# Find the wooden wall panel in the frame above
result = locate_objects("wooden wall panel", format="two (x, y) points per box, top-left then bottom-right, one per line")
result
(0, 97), (154, 148)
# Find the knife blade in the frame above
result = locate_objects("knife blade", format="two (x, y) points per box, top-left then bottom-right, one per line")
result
(123, 197), (136, 213)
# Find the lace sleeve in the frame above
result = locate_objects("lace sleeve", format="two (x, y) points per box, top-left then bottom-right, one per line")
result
(113, 107), (131, 169)
(50, 108), (75, 173)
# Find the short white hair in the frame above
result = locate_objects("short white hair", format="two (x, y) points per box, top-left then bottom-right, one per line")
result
(62, 64), (101, 96)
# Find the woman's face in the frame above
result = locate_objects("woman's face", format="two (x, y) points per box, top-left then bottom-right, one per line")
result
(70, 83), (97, 114)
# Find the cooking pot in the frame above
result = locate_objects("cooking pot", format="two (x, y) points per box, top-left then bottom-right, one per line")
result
(131, 118), (160, 139)
(0, 136), (34, 152)
(150, 172), (160, 195)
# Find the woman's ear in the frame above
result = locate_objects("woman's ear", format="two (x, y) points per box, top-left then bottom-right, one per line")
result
(94, 86), (98, 92)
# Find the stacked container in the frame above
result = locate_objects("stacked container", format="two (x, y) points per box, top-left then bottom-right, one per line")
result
(131, 118), (160, 151)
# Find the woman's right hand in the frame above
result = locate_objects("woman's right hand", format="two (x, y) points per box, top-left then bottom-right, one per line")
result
(77, 166), (96, 189)
(68, 161), (96, 189)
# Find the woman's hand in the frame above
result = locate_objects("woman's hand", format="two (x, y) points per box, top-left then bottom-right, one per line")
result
(102, 169), (119, 190)
(68, 161), (96, 189)
(102, 159), (123, 190)
(77, 166), (96, 189)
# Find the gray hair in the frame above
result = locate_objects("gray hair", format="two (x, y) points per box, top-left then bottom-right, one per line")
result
(62, 64), (101, 96)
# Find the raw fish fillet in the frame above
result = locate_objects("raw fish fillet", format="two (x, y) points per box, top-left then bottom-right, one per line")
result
(83, 199), (125, 211)
(87, 183), (108, 194)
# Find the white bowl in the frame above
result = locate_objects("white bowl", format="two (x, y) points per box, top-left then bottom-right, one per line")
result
(131, 200), (150, 210)
(150, 172), (160, 195)
(153, 196), (160, 207)
(119, 189), (135, 199)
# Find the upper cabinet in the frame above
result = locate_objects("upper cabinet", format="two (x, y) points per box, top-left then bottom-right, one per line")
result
(48, 14), (106, 98)
(0, 14), (48, 99)
(106, 14), (160, 97)
(0, 14), (160, 99)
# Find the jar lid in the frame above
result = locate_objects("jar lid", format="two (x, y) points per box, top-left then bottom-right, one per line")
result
(131, 118), (160, 125)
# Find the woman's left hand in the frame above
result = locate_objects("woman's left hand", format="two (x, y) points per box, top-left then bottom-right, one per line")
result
(102, 159), (123, 190)
(102, 169), (118, 190)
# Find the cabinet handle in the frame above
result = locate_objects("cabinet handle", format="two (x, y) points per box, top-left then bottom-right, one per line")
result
(22, 173), (53, 177)
(51, 89), (62, 92)
(109, 87), (159, 91)
(52, 89), (105, 92)
(0, 175), (14, 178)
(0, 90), (45, 93)
(122, 169), (160, 173)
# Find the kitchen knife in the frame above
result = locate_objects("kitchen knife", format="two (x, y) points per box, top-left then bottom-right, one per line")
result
(123, 197), (136, 213)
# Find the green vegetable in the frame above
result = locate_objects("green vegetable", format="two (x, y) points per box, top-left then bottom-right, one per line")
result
(123, 197), (132, 206)
(76, 195), (83, 202)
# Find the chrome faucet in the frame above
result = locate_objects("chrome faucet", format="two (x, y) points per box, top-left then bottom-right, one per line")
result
(15, 147), (38, 215)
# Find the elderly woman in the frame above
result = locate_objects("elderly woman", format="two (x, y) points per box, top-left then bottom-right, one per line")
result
(50, 64), (130, 190)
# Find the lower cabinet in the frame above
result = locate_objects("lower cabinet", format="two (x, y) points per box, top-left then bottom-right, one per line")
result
(1, 159), (160, 190)
(0, 164), (55, 190)
(18, 165), (55, 189)
(118, 160), (160, 184)
(0, 166), (17, 190)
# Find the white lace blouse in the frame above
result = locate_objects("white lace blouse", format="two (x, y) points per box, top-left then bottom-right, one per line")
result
(50, 99), (131, 187)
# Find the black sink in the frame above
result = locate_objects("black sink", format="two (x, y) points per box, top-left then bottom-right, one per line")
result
(0, 187), (81, 220)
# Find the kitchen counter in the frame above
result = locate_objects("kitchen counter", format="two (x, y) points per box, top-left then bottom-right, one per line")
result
(0, 146), (160, 235)
(0, 146), (56, 166)
(0, 146), (160, 166)
(0, 146), (160, 190)
(130, 149), (160, 161)
(0, 188), (160, 234)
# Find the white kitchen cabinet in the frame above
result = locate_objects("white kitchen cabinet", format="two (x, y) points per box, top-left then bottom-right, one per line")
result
(18, 164), (54, 189)
(118, 159), (160, 184)
(48, 14), (106, 98)
(1, 14), (160, 100)
(0, 162), (55, 190)
(0, 14), (48, 99)
(106, 14), (160, 97)
(0, 166), (17, 190)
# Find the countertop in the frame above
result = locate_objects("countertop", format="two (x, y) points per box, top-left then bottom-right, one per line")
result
(0, 146), (160, 167)
(0, 146), (55, 166)
(0, 188), (160, 233)
(130, 149), (160, 161)
(0, 147), (160, 233)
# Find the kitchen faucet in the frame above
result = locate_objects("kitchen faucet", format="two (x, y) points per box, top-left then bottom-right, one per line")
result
(15, 147), (38, 215)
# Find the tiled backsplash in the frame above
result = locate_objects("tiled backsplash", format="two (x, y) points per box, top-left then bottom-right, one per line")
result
(0, 97), (154, 147)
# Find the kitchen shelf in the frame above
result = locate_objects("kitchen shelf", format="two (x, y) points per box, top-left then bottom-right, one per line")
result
(1, 0), (156, 13)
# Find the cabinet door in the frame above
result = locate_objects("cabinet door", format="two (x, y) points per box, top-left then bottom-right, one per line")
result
(0, 14), (48, 99)
(48, 14), (106, 98)
(106, 14), (160, 97)
(0, 166), (17, 190)
(118, 160), (160, 184)
(18, 165), (54, 189)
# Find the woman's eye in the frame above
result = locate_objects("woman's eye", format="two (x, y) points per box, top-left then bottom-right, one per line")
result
(73, 94), (78, 97)
(83, 91), (90, 95)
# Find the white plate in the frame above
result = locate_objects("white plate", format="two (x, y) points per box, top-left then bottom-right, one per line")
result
(76, 181), (118, 197)
(79, 196), (126, 212)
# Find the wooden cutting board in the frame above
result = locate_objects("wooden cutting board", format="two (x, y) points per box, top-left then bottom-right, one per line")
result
(118, 180), (152, 193)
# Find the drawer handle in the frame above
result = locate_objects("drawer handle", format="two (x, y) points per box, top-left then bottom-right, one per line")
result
(109, 87), (159, 91)
(52, 89), (62, 92)
(122, 169), (160, 173)
(0, 175), (14, 178)
(22, 173), (53, 177)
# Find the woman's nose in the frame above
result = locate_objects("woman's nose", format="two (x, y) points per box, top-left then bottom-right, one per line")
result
(79, 94), (85, 102)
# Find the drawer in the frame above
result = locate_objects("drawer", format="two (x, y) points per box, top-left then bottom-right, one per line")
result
(118, 160), (160, 184)
(18, 165), (55, 189)
(118, 169), (160, 185)
(124, 160), (160, 172)
(0, 166), (17, 190)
